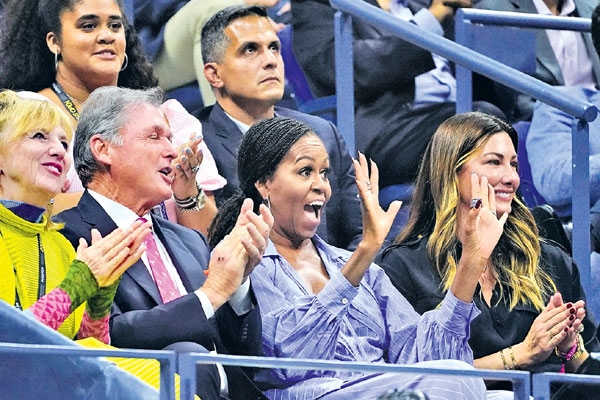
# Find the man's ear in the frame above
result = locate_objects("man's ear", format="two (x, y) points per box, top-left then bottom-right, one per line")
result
(46, 31), (61, 55)
(204, 62), (225, 90)
(89, 135), (112, 166)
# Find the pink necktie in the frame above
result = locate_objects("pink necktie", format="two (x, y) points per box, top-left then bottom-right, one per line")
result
(139, 218), (180, 303)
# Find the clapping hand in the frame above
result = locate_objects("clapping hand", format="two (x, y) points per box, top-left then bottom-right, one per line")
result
(517, 292), (586, 367)
(76, 220), (151, 287)
(201, 199), (273, 310)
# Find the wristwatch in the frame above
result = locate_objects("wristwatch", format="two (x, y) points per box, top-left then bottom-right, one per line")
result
(174, 183), (207, 212)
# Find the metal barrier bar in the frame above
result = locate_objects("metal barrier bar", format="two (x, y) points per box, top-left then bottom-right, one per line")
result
(459, 9), (591, 31)
(334, 11), (356, 155)
(532, 371), (600, 399)
(178, 353), (531, 400)
(0, 342), (177, 400)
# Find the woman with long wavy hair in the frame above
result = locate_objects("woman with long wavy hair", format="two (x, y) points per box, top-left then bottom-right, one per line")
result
(377, 111), (600, 397)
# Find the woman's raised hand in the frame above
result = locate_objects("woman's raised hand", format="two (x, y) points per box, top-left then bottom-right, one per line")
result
(459, 173), (508, 271)
(353, 152), (402, 249)
(452, 173), (508, 302)
(75, 219), (151, 287)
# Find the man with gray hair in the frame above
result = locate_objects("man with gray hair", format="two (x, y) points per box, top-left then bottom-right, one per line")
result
(58, 86), (272, 400)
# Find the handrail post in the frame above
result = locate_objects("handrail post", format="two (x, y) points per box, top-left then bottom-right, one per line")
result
(334, 11), (356, 156)
(455, 9), (474, 113)
(159, 356), (177, 400)
(178, 353), (197, 400)
(572, 118), (591, 292)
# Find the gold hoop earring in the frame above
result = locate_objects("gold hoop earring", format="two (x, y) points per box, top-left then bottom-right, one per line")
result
(120, 53), (129, 72)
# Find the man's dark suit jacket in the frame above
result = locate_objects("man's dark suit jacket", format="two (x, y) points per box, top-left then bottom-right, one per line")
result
(475, 0), (600, 121)
(57, 190), (266, 399)
(197, 102), (363, 250)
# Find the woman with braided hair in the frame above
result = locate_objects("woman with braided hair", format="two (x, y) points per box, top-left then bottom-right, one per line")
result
(208, 116), (514, 399)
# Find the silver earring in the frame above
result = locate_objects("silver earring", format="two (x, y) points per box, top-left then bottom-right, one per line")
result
(54, 52), (59, 71)
(263, 196), (271, 209)
(120, 53), (129, 71)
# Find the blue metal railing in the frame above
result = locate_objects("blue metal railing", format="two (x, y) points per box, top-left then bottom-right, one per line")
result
(0, 342), (176, 400)
(177, 353), (531, 400)
(329, 0), (597, 296)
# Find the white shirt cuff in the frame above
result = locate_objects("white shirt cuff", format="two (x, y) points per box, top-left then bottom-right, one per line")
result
(194, 289), (215, 319)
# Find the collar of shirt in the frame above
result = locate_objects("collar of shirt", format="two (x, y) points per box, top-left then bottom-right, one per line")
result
(532, 0), (576, 16)
(0, 200), (45, 223)
(263, 235), (352, 276)
(390, 0), (413, 20)
(224, 110), (251, 134)
(87, 189), (150, 230)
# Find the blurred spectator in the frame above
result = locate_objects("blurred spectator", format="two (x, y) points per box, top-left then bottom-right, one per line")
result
(525, 2), (600, 221)
(526, 85), (600, 220)
(290, 0), (504, 189)
(475, 0), (600, 122)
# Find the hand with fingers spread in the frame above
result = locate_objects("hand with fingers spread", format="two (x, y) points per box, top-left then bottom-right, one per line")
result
(170, 133), (204, 199)
(200, 198), (273, 311)
(354, 152), (402, 250)
(341, 153), (401, 286)
(75, 220), (151, 287)
(451, 173), (508, 302)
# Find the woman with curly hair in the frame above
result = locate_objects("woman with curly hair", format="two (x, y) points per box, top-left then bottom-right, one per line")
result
(0, 0), (155, 98)
(377, 111), (600, 398)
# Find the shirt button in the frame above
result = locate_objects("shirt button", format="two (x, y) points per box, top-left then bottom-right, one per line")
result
(341, 298), (348, 305)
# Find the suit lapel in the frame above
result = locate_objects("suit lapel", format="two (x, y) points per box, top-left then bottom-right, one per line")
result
(209, 103), (243, 159)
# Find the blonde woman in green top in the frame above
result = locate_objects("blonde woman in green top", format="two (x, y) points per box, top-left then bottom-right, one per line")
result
(0, 90), (149, 342)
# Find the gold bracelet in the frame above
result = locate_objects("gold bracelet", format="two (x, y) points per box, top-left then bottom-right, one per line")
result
(508, 346), (520, 370)
(499, 348), (511, 370)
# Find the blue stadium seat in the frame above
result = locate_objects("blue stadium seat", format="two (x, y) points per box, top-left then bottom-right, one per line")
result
(165, 83), (204, 114)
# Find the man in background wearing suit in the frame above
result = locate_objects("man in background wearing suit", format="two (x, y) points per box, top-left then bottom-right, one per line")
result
(196, 5), (363, 250)
(475, 0), (600, 121)
(58, 86), (272, 400)
(290, 0), (504, 191)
